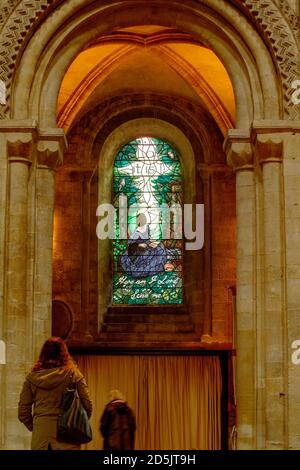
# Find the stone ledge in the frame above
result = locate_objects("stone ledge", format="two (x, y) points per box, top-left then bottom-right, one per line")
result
(68, 340), (233, 353)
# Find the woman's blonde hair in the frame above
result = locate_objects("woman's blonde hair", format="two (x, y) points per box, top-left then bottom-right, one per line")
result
(109, 389), (125, 401)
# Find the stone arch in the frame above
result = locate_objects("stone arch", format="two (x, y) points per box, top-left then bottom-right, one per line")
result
(67, 92), (224, 166)
(8, 0), (282, 128)
(0, 0), (298, 120)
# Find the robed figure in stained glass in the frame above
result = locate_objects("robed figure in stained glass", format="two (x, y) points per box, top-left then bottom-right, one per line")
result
(120, 213), (168, 278)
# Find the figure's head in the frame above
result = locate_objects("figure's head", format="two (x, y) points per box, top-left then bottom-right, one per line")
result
(32, 336), (74, 371)
(109, 389), (125, 402)
(136, 212), (147, 227)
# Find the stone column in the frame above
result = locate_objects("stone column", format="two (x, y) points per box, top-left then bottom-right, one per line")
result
(200, 166), (212, 341)
(0, 130), (8, 449)
(30, 132), (66, 360)
(255, 132), (286, 449)
(225, 135), (257, 449)
(200, 163), (234, 342)
(4, 130), (35, 449)
(80, 171), (93, 341)
(0, 125), (66, 449)
(282, 128), (300, 449)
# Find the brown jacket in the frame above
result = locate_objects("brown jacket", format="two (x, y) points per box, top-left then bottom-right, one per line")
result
(18, 366), (92, 450)
(100, 399), (136, 450)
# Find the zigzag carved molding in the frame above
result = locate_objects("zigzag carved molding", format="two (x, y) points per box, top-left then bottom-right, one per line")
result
(0, 0), (299, 120)
(241, 0), (299, 119)
(0, 0), (22, 31)
(277, 0), (300, 36)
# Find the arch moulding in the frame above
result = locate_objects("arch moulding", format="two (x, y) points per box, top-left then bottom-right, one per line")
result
(3, 0), (285, 129)
(0, 0), (297, 121)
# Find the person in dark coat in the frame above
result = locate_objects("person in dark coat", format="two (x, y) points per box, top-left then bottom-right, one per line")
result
(100, 390), (136, 450)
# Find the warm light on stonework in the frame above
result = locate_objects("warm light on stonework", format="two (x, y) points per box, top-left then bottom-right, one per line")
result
(57, 31), (235, 134)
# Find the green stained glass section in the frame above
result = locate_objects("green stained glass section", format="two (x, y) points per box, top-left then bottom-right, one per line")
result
(113, 136), (183, 305)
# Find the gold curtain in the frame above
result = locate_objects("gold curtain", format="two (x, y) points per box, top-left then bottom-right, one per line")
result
(76, 355), (222, 450)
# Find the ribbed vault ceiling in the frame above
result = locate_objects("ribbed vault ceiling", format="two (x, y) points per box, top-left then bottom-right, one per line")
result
(58, 27), (235, 135)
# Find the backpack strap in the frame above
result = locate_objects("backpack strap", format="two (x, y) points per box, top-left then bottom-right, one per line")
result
(65, 369), (77, 390)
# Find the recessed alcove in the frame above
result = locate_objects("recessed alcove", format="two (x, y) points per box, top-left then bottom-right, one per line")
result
(51, 25), (236, 450)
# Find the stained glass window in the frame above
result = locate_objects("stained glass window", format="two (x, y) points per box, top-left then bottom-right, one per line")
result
(113, 137), (183, 304)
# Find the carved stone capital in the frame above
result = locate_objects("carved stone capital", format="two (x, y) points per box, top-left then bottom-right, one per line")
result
(37, 129), (67, 170)
(7, 133), (35, 165)
(253, 133), (283, 165)
(251, 121), (300, 164)
(224, 130), (253, 172)
(0, 122), (67, 169)
(0, 120), (37, 165)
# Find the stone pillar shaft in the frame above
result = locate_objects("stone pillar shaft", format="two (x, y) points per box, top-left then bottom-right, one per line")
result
(283, 131), (300, 449)
(5, 136), (33, 449)
(202, 171), (212, 339)
(32, 166), (56, 357)
(0, 125), (66, 450)
(235, 167), (256, 448)
(225, 123), (298, 450)
(31, 136), (66, 359)
(80, 172), (93, 340)
(257, 135), (286, 449)
(226, 138), (256, 449)
(0, 132), (7, 449)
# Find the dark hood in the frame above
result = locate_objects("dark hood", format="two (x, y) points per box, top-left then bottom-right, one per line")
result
(26, 367), (71, 390)
(110, 400), (129, 415)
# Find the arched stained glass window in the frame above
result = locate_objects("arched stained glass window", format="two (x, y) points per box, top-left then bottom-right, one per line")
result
(113, 137), (183, 304)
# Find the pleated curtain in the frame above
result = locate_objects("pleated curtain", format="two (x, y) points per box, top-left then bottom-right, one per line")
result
(76, 355), (222, 450)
